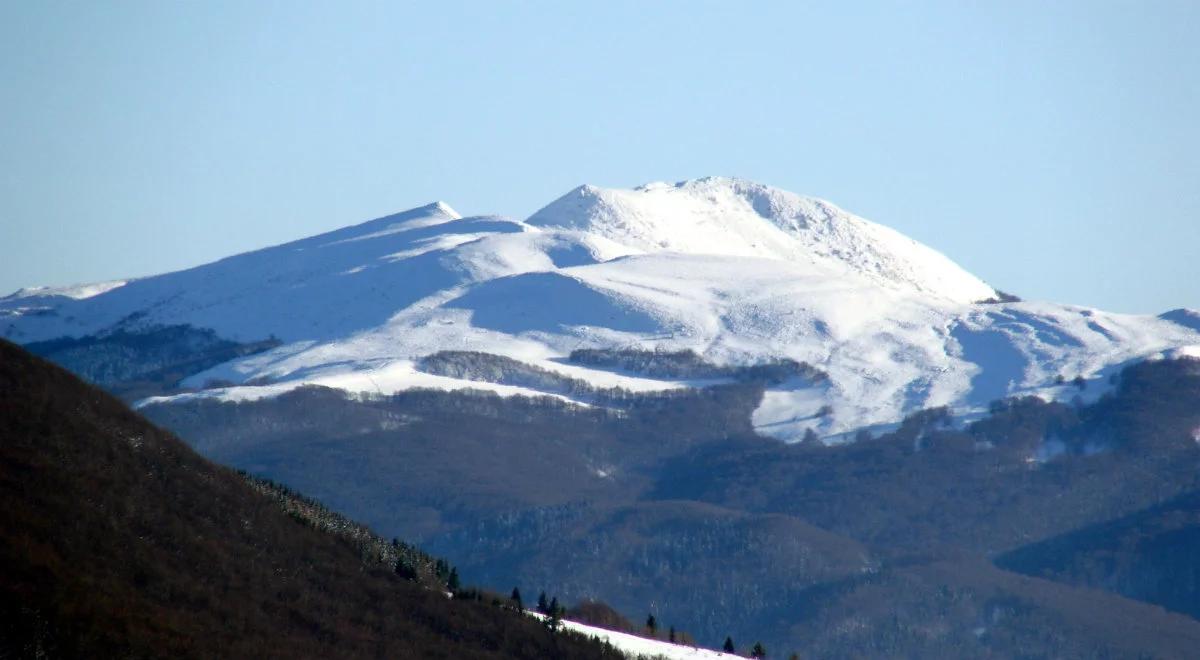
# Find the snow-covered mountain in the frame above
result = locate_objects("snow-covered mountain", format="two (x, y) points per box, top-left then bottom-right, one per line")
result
(5, 177), (1199, 440)
(527, 179), (997, 303)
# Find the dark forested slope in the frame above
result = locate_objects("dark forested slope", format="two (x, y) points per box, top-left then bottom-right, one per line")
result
(0, 339), (621, 659)
(997, 488), (1200, 621)
(139, 354), (1200, 657)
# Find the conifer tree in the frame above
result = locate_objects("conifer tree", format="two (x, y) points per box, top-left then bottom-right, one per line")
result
(724, 636), (736, 653)
(510, 587), (523, 612)
(646, 613), (657, 636)
(669, 626), (676, 643)
(546, 596), (563, 631)
(447, 567), (460, 592)
(393, 559), (416, 581)
(537, 591), (549, 614)
(751, 641), (767, 658)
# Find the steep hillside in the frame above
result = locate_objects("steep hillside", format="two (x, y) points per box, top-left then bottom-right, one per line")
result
(0, 339), (624, 659)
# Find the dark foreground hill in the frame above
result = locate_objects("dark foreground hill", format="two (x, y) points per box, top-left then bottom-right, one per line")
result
(0, 339), (621, 659)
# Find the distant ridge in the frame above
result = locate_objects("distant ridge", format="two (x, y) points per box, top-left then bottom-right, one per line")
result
(4, 178), (1199, 440)
(528, 177), (997, 302)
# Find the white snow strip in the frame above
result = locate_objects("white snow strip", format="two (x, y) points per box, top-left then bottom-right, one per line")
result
(139, 360), (591, 408)
(527, 613), (735, 659)
(4, 279), (128, 300)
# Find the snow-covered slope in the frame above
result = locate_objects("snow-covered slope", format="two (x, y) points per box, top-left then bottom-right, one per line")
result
(5, 279), (129, 301)
(528, 613), (735, 659)
(0, 201), (489, 343)
(528, 178), (997, 303)
(6, 177), (1199, 440)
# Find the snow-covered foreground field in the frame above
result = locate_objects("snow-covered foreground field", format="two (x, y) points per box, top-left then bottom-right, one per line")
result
(527, 612), (735, 659)
(7, 177), (1200, 440)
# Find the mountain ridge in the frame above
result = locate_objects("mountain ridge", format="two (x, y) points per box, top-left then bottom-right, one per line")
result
(528, 177), (998, 303)
(5, 177), (1198, 440)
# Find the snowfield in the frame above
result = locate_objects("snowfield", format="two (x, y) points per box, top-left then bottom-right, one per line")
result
(6, 177), (1199, 440)
(527, 612), (736, 659)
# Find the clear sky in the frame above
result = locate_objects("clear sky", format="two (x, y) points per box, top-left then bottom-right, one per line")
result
(1, 1), (1197, 313)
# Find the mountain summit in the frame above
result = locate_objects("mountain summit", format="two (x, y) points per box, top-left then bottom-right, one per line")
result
(4, 178), (1199, 439)
(529, 177), (996, 303)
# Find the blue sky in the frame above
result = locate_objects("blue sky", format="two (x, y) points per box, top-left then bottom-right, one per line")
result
(2, 1), (1197, 313)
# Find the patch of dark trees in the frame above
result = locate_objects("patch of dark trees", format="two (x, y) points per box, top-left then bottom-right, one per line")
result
(976, 289), (1023, 304)
(24, 324), (280, 401)
(416, 348), (827, 407)
(567, 347), (827, 384)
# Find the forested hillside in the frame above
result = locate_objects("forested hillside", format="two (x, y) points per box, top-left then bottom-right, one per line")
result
(142, 354), (1200, 657)
(0, 339), (625, 659)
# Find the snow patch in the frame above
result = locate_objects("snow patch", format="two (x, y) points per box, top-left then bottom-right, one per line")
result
(1031, 437), (1068, 464)
(5, 279), (128, 301)
(1164, 345), (1200, 361)
(529, 613), (734, 659)
(324, 202), (462, 245)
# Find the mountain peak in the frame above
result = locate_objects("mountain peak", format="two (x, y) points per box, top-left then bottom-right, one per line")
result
(427, 201), (462, 219)
(364, 200), (463, 228)
(527, 176), (832, 237)
(7, 178), (1200, 443)
(528, 178), (996, 303)
(4, 279), (129, 301)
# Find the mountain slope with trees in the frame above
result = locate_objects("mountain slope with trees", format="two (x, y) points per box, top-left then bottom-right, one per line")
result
(137, 354), (1200, 657)
(0, 339), (625, 659)
(996, 488), (1200, 621)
